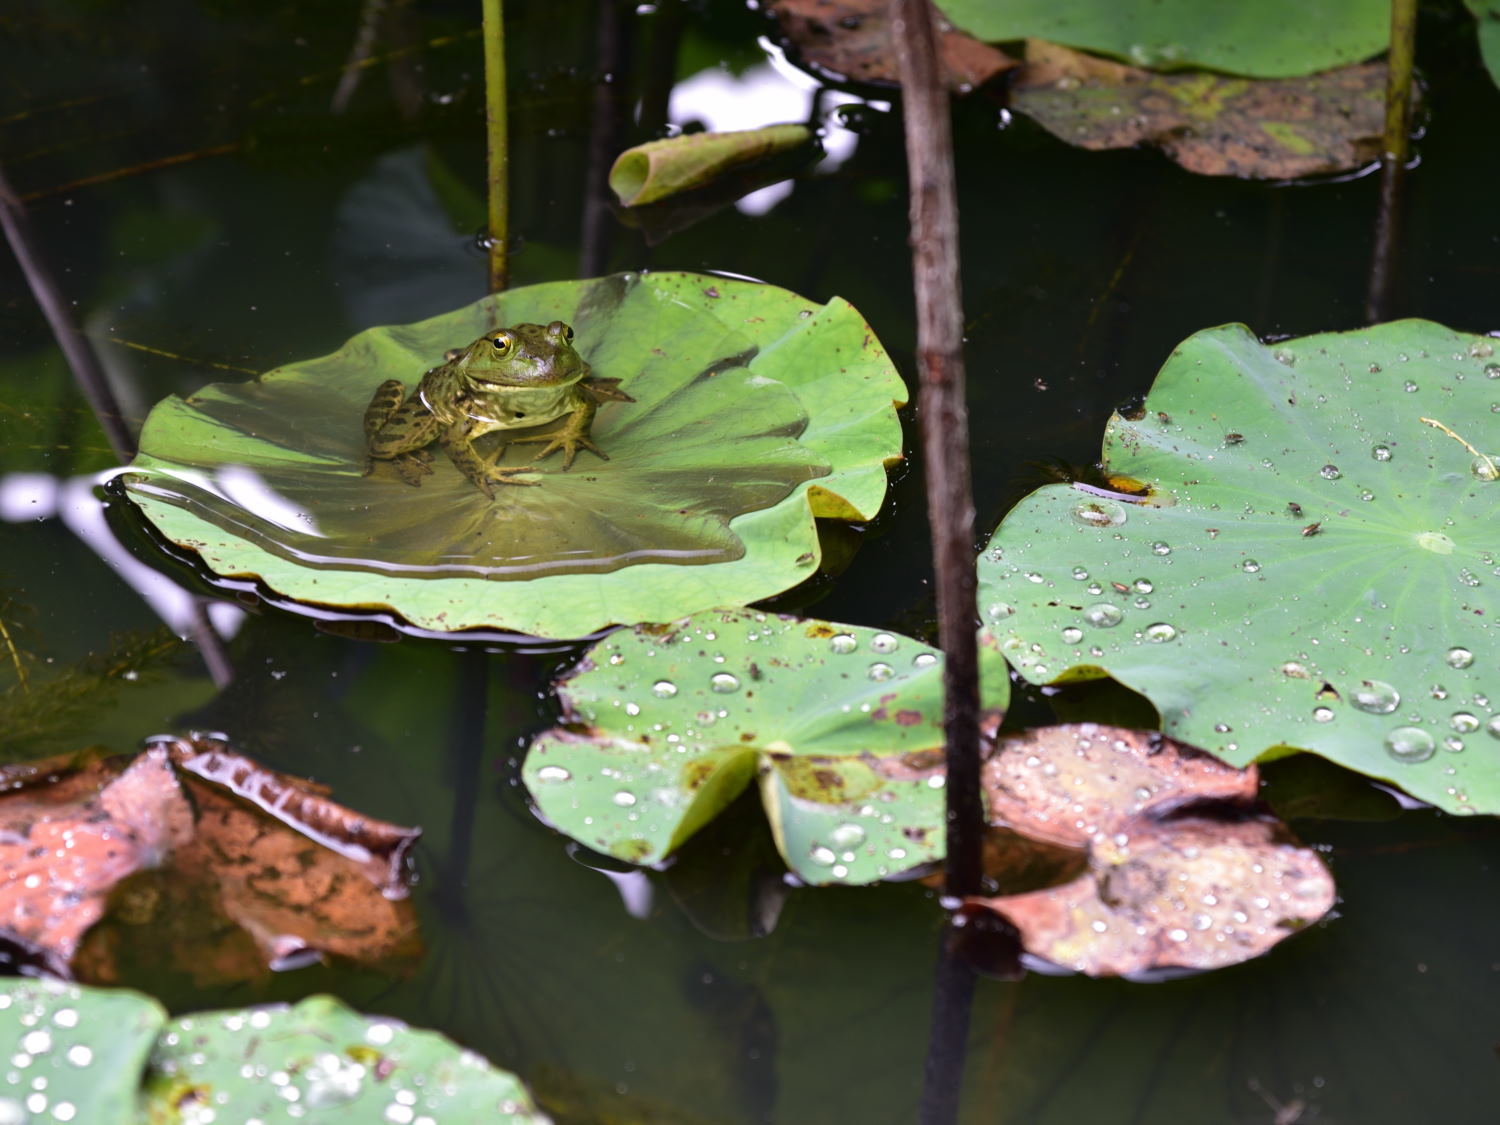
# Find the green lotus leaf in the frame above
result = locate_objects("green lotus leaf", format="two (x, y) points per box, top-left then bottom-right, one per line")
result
(941, 0), (1389, 78)
(524, 608), (1011, 884)
(123, 272), (905, 637)
(978, 320), (1500, 815)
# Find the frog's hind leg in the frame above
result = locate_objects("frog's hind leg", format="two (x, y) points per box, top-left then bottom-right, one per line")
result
(440, 424), (538, 499)
(363, 380), (439, 485)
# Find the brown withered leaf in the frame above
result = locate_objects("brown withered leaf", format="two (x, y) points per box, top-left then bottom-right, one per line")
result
(0, 735), (421, 982)
(970, 815), (1335, 976)
(767, 0), (1017, 91)
(1010, 39), (1386, 179)
(983, 723), (1258, 848)
(0, 748), (192, 976)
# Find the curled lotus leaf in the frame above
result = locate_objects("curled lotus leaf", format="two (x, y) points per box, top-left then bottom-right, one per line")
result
(524, 608), (1011, 885)
(978, 320), (1500, 814)
(123, 272), (905, 638)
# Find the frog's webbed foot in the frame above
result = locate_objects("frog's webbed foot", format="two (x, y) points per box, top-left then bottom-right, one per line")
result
(364, 449), (435, 486)
(472, 462), (541, 499)
(507, 402), (605, 470)
(581, 377), (635, 405)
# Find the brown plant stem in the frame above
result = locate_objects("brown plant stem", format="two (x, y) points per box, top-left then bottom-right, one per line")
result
(1365, 0), (1417, 324)
(482, 0), (510, 293)
(890, 0), (982, 898)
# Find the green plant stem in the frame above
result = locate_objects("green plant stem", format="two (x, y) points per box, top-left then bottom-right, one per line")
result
(890, 0), (982, 899)
(1365, 0), (1417, 323)
(482, 0), (509, 293)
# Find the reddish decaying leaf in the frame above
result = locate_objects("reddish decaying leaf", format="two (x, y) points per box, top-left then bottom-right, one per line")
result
(971, 815), (1336, 975)
(0, 749), (192, 975)
(0, 735), (421, 982)
(1010, 39), (1386, 179)
(968, 722), (1334, 976)
(767, 0), (1017, 91)
(984, 723), (1258, 848)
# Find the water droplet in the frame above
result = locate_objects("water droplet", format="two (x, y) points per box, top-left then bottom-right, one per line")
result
(652, 680), (678, 697)
(1242, 559), (1261, 573)
(869, 632), (899, 653)
(1213, 723), (1232, 733)
(1083, 603), (1124, 628)
(1451, 712), (1480, 733)
(1403, 380), (1418, 392)
(1487, 363), (1500, 379)
(1446, 647), (1475, 669)
(1060, 627), (1084, 644)
(829, 823), (866, 848)
(1487, 716), (1500, 739)
(1471, 454), (1500, 482)
(1281, 661), (1309, 678)
(1350, 680), (1400, 714)
(829, 633), (858, 653)
(1312, 707), (1335, 722)
(534, 765), (571, 783)
(612, 790), (638, 807)
(1385, 726), (1436, 763)
(913, 652), (938, 668)
(710, 672), (741, 693)
(1319, 464), (1341, 480)
(1471, 340), (1495, 358)
(1132, 578), (1154, 593)
(1071, 499), (1128, 527)
(1145, 622), (1177, 643)
(1443, 736), (1465, 752)
(985, 603), (1015, 621)
(1151, 541), (1172, 556)
(868, 662), (895, 681)
(1359, 489), (1376, 501)
(1371, 444), (1393, 461)
(1417, 531), (1455, 555)
(1071, 566), (1090, 580)
(1273, 349), (1296, 366)
(809, 845), (836, 866)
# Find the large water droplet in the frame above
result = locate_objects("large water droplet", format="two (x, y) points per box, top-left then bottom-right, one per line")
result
(534, 765), (571, 783)
(1487, 716), (1500, 739)
(1242, 559), (1261, 573)
(1350, 680), (1400, 714)
(1319, 464), (1342, 480)
(1060, 626), (1084, 644)
(1486, 362), (1500, 378)
(710, 672), (741, 693)
(1144, 622), (1177, 643)
(652, 680), (678, 697)
(1312, 707), (1335, 722)
(913, 652), (938, 668)
(869, 632), (899, 654)
(612, 790), (638, 807)
(1071, 499), (1128, 527)
(985, 602), (1015, 621)
(1273, 348), (1296, 366)
(868, 662), (895, 681)
(1371, 444), (1393, 461)
(829, 633), (858, 653)
(1417, 531), (1455, 555)
(1451, 712), (1480, 733)
(1446, 647), (1475, 669)
(1471, 454), (1500, 482)
(1385, 726), (1436, 763)
(1151, 541), (1172, 556)
(1083, 603), (1124, 628)
(1071, 566), (1090, 580)
(1132, 578), (1154, 593)
(829, 823), (866, 848)
(809, 845), (836, 866)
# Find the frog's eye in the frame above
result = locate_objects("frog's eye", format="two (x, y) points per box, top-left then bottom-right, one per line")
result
(564, 325), (575, 342)
(489, 334), (512, 355)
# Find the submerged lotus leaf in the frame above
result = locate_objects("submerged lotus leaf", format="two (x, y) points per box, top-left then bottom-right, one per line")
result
(123, 272), (905, 637)
(978, 320), (1500, 814)
(524, 609), (1010, 885)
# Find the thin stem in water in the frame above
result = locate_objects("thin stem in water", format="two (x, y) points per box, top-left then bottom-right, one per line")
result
(890, 0), (982, 899)
(482, 0), (510, 293)
(1365, 0), (1417, 324)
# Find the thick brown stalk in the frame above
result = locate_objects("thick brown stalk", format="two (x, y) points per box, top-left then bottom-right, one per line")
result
(1365, 0), (1417, 323)
(482, 0), (510, 293)
(890, 0), (981, 898)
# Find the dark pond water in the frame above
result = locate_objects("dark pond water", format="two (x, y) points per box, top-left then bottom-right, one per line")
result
(2, 2), (1499, 1122)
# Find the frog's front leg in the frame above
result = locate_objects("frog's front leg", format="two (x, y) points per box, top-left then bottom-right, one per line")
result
(364, 380), (442, 485)
(507, 398), (604, 470)
(439, 423), (538, 498)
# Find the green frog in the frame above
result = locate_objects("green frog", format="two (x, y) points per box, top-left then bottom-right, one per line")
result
(362, 320), (632, 497)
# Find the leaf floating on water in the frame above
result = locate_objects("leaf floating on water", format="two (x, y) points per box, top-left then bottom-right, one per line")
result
(979, 320), (1500, 815)
(523, 609), (1010, 885)
(0, 736), (421, 983)
(124, 272), (906, 638)
(766, 0), (1016, 90)
(970, 815), (1335, 976)
(1009, 40), (1386, 180)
